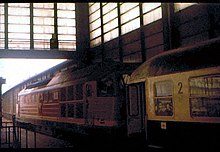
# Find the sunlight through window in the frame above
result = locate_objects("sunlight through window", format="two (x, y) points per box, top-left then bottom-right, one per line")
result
(0, 59), (66, 93)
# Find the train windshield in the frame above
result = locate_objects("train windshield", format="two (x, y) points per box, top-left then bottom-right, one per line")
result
(97, 73), (116, 97)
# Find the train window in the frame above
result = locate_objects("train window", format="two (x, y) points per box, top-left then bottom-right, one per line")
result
(67, 86), (74, 101)
(39, 93), (44, 101)
(97, 76), (115, 97)
(154, 81), (173, 116)
(53, 91), (59, 101)
(76, 84), (83, 100)
(44, 92), (49, 103)
(76, 103), (83, 118)
(27, 95), (31, 103)
(31, 94), (35, 103)
(67, 104), (74, 117)
(61, 88), (66, 101)
(35, 94), (39, 102)
(49, 92), (53, 102)
(189, 75), (220, 117)
(60, 104), (66, 117)
(86, 84), (92, 97)
(155, 81), (172, 97)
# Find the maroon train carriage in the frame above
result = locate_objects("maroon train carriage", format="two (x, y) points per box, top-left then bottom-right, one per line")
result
(16, 61), (139, 140)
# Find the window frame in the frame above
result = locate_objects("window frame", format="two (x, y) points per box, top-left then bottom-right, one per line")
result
(153, 80), (174, 116)
(189, 74), (220, 118)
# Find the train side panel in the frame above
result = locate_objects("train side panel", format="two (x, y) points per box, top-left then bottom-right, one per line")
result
(146, 66), (220, 148)
(15, 62), (133, 139)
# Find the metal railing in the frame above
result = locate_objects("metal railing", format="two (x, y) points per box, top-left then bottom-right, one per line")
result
(0, 115), (37, 148)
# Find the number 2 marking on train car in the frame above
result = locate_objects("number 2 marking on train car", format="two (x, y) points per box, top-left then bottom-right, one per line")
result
(178, 82), (183, 94)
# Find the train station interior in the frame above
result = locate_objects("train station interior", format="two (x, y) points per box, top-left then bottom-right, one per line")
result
(0, 2), (220, 150)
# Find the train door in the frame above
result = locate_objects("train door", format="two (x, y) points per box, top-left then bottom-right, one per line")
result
(126, 82), (146, 137)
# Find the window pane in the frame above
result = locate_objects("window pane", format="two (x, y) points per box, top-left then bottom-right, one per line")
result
(59, 35), (76, 41)
(90, 37), (101, 47)
(8, 3), (29, 7)
(155, 99), (173, 116)
(58, 27), (75, 35)
(190, 76), (220, 96)
(90, 18), (101, 31)
(76, 103), (83, 118)
(61, 88), (66, 101)
(8, 7), (30, 16)
(8, 33), (29, 39)
(67, 104), (74, 117)
(34, 25), (54, 34)
(86, 84), (92, 97)
(8, 25), (30, 33)
(8, 16), (30, 24)
(155, 81), (173, 97)
(174, 3), (196, 12)
(34, 9), (54, 17)
(142, 3), (161, 13)
(34, 17), (54, 25)
(76, 84), (83, 100)
(104, 28), (119, 42)
(89, 9), (100, 23)
(8, 3), (30, 49)
(89, 3), (101, 47)
(120, 3), (139, 14)
(58, 18), (75, 27)
(121, 18), (140, 35)
(190, 75), (220, 117)
(57, 3), (75, 10)
(57, 10), (75, 18)
(103, 8), (117, 24)
(97, 75), (115, 97)
(143, 7), (162, 25)
(121, 6), (140, 24)
(103, 18), (118, 33)
(59, 40), (76, 49)
(33, 3), (54, 49)
(154, 80), (173, 116)
(102, 3), (117, 15)
(57, 3), (76, 51)
(90, 28), (101, 39)
(89, 3), (100, 14)
(0, 4), (4, 48)
(61, 104), (66, 117)
(67, 86), (74, 101)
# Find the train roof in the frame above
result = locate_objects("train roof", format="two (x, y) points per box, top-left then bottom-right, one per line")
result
(19, 61), (139, 95)
(129, 37), (220, 83)
(47, 61), (139, 86)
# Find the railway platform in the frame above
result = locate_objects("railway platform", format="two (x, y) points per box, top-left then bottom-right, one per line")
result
(0, 117), (73, 148)
(0, 116), (165, 151)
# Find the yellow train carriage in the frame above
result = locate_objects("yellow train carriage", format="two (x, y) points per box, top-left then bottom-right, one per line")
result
(147, 66), (220, 123)
(126, 38), (220, 149)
